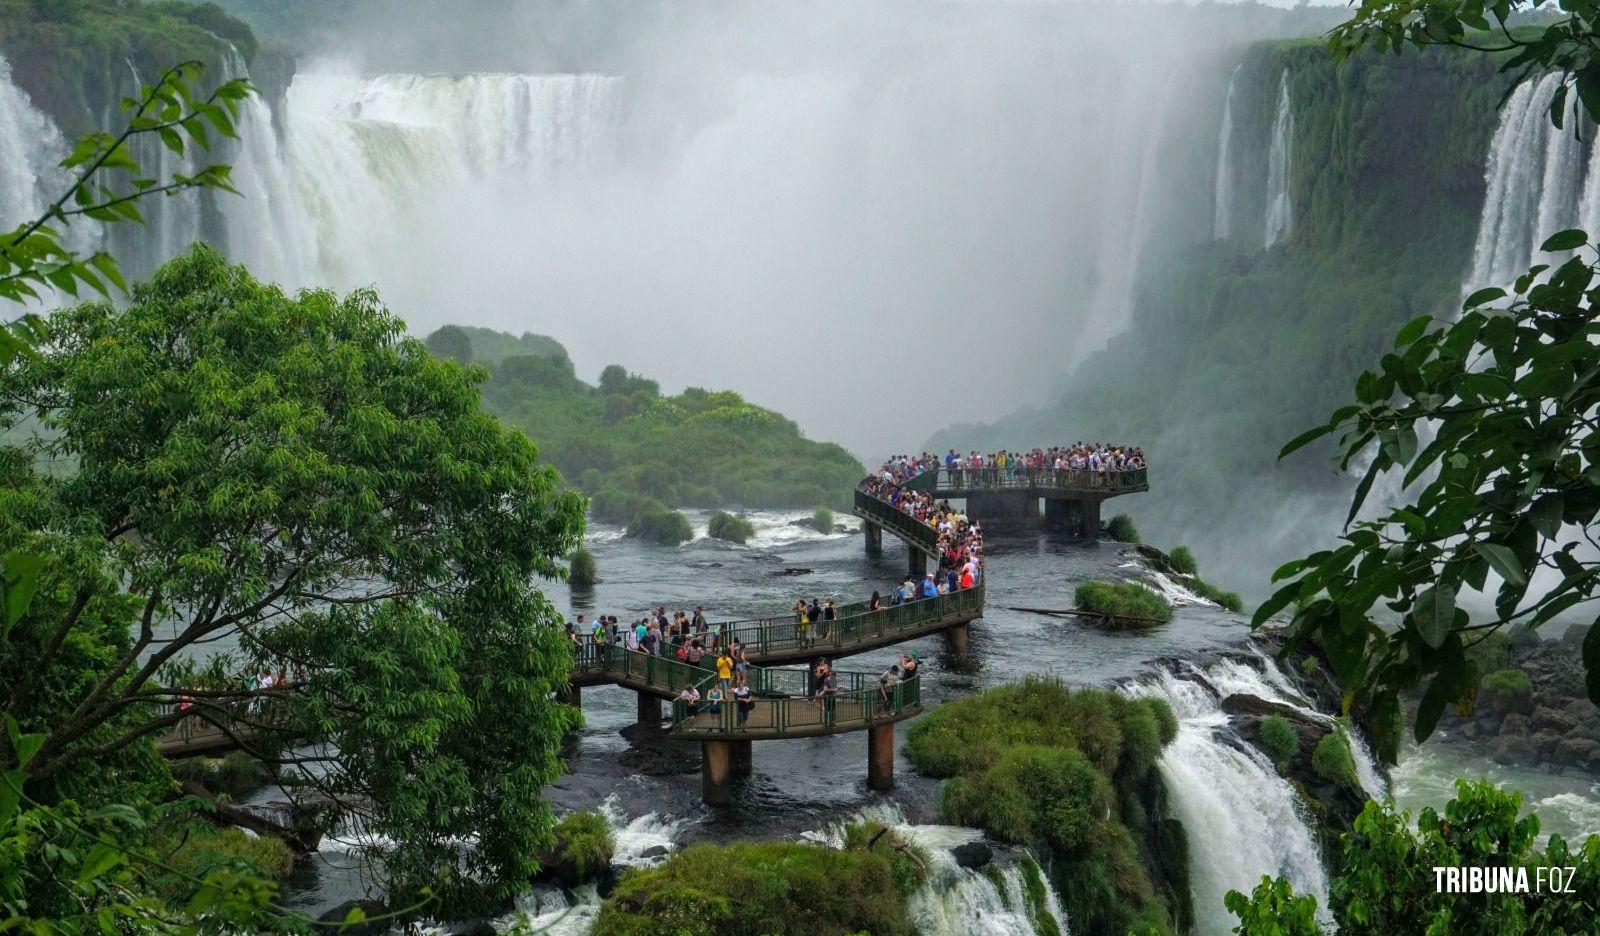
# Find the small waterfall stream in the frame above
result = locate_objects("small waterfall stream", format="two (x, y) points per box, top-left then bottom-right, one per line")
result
(1212, 64), (1239, 241)
(1262, 69), (1294, 248)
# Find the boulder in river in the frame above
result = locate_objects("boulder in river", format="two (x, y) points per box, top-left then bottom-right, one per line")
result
(950, 841), (993, 869)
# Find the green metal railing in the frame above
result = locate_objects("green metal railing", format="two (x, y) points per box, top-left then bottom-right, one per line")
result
(925, 466), (1149, 495)
(853, 489), (941, 553)
(572, 644), (714, 693)
(668, 669), (921, 736)
(713, 584), (983, 657)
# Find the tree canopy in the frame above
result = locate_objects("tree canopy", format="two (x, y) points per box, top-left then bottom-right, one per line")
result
(2, 246), (586, 913)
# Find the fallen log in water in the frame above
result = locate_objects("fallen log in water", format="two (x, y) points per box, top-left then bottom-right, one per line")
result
(1007, 606), (1169, 627)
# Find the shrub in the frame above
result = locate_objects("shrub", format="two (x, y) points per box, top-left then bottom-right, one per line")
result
(707, 510), (756, 544)
(812, 506), (835, 533)
(1480, 667), (1531, 700)
(1106, 514), (1140, 543)
(593, 840), (917, 936)
(1312, 727), (1360, 792)
(1189, 577), (1244, 612)
(840, 820), (929, 897)
(1299, 656), (1320, 677)
(151, 822), (295, 900)
(1074, 581), (1173, 625)
(628, 508), (694, 545)
(1259, 715), (1300, 767)
(903, 679), (1180, 933)
(547, 811), (615, 886)
(1169, 545), (1198, 575)
(569, 547), (598, 586)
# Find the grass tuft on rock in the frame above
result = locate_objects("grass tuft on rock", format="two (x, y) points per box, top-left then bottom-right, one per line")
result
(1106, 514), (1140, 543)
(569, 547), (598, 586)
(1312, 724), (1361, 792)
(1075, 581), (1173, 626)
(545, 810), (615, 886)
(812, 506), (835, 533)
(707, 510), (756, 544)
(1259, 715), (1300, 768)
(594, 837), (919, 936)
(627, 507), (694, 545)
(1168, 545), (1198, 575)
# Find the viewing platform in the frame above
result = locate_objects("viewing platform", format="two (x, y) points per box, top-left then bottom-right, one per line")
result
(569, 642), (925, 805)
(863, 466), (1148, 540)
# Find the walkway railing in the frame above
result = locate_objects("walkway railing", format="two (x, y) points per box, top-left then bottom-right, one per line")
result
(572, 644), (713, 694)
(715, 584), (983, 657)
(923, 466), (1149, 495)
(854, 488), (941, 554)
(668, 670), (921, 736)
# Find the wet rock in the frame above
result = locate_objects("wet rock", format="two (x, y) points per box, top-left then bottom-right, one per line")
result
(318, 900), (389, 936)
(770, 567), (813, 577)
(638, 845), (670, 861)
(445, 921), (497, 936)
(950, 841), (993, 869)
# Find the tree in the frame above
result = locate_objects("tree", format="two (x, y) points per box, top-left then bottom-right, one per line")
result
(1225, 781), (1600, 934)
(424, 323), (474, 363)
(1, 246), (586, 911)
(1259, 6), (1600, 764)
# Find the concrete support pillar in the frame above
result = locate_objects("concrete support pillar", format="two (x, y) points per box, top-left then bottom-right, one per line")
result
(945, 623), (969, 656)
(864, 520), (883, 555)
(908, 549), (926, 578)
(729, 740), (753, 776)
(636, 691), (661, 728)
(702, 740), (733, 806)
(867, 722), (895, 791)
(1045, 497), (1103, 536)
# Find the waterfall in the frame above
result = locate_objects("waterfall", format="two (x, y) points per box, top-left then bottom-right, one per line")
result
(807, 804), (1070, 936)
(1213, 65), (1239, 241)
(0, 55), (74, 241)
(1263, 69), (1294, 249)
(1120, 651), (1392, 936)
(1468, 73), (1593, 289)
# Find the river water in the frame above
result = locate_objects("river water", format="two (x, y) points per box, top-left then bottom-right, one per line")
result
(269, 507), (1600, 934)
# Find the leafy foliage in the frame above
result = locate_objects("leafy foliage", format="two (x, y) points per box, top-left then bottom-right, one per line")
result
(1260, 232), (1600, 761)
(1310, 725), (1360, 792)
(569, 547), (599, 587)
(904, 679), (1181, 934)
(545, 810), (615, 887)
(1075, 581), (1174, 625)
(1258, 715), (1300, 767)
(1, 247), (586, 913)
(627, 507), (693, 546)
(1480, 666), (1531, 700)
(1227, 780), (1600, 934)
(1107, 514), (1141, 543)
(707, 510), (755, 544)
(812, 506), (835, 533)
(593, 838), (919, 936)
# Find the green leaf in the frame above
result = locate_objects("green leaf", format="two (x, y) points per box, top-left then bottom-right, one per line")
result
(0, 769), (21, 825)
(1462, 286), (1507, 309)
(1541, 229), (1589, 252)
(1394, 314), (1433, 347)
(1, 552), (45, 631)
(1473, 543), (1527, 587)
(77, 843), (126, 883)
(1415, 668), (1456, 743)
(1279, 422), (1335, 460)
(1413, 584), (1456, 649)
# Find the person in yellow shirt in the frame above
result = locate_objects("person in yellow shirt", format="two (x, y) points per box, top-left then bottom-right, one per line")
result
(715, 650), (734, 692)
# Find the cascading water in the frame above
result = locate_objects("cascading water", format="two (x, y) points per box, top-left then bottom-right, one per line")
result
(1212, 65), (1239, 241)
(1469, 72), (1594, 289)
(1121, 651), (1388, 936)
(1262, 69), (1294, 249)
(0, 55), (65, 229)
(807, 804), (1070, 936)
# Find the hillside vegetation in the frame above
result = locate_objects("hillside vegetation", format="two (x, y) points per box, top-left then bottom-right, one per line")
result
(435, 326), (865, 523)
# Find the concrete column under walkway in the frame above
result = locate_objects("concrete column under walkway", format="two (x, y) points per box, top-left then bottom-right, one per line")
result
(907, 549), (926, 578)
(864, 520), (883, 555)
(867, 722), (895, 791)
(636, 690), (662, 728)
(945, 623), (969, 656)
(1044, 496), (1102, 536)
(729, 740), (752, 776)
(702, 740), (733, 806)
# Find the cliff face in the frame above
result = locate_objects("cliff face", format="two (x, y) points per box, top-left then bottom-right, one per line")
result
(0, 0), (291, 136)
(929, 43), (1512, 591)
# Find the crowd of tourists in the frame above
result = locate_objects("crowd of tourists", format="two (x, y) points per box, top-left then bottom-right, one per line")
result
(874, 444), (1146, 485)
(860, 464), (986, 584)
